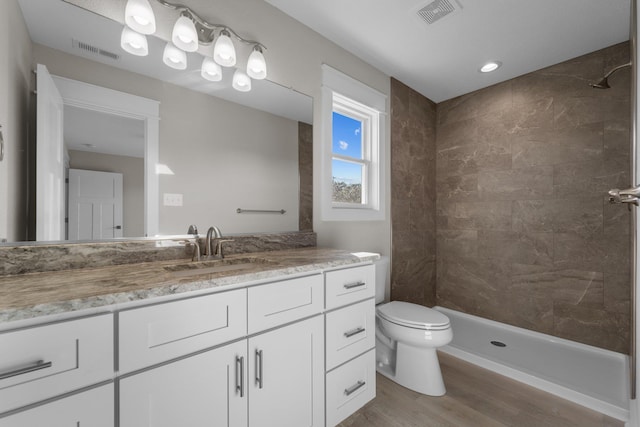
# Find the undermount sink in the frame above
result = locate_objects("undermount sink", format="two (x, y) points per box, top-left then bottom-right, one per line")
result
(164, 257), (276, 278)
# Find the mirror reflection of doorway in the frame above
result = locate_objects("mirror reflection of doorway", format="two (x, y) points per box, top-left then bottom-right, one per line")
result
(35, 64), (160, 240)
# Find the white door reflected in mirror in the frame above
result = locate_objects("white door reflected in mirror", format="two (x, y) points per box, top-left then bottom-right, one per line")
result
(68, 169), (124, 240)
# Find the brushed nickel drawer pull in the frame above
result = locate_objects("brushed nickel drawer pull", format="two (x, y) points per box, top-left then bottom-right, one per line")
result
(255, 349), (263, 389)
(344, 380), (366, 396)
(0, 360), (52, 380)
(343, 281), (366, 289)
(236, 356), (244, 397)
(344, 327), (366, 338)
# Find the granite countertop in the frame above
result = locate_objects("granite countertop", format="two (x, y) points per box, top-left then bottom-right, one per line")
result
(0, 248), (379, 324)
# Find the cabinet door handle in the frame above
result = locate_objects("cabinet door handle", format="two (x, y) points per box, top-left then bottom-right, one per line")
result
(343, 281), (366, 289)
(0, 360), (52, 380)
(255, 349), (263, 389)
(344, 327), (366, 338)
(344, 380), (366, 396)
(236, 356), (244, 397)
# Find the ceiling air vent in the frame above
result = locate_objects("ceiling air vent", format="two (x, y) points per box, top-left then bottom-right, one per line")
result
(72, 39), (120, 61)
(417, 0), (462, 25)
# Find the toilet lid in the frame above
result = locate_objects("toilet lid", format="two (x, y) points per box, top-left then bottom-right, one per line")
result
(377, 301), (450, 329)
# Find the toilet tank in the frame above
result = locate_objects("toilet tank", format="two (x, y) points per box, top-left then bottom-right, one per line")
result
(373, 256), (389, 304)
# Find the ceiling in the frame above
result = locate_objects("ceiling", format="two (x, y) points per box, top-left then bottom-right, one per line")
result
(265, 0), (631, 102)
(65, 106), (145, 158)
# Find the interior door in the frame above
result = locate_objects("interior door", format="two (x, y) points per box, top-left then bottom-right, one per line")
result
(36, 63), (65, 241)
(67, 169), (123, 240)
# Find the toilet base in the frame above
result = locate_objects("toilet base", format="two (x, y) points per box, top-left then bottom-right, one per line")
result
(377, 342), (446, 396)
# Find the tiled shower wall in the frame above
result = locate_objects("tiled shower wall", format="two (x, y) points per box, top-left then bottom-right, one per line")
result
(390, 78), (438, 306)
(391, 42), (631, 353)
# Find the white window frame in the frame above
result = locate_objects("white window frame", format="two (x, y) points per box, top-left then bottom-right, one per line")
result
(320, 65), (386, 221)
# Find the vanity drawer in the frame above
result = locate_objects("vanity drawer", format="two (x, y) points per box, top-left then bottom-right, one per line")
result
(326, 349), (376, 427)
(119, 289), (246, 374)
(248, 274), (323, 334)
(0, 384), (114, 427)
(0, 314), (114, 414)
(325, 299), (375, 370)
(325, 265), (375, 310)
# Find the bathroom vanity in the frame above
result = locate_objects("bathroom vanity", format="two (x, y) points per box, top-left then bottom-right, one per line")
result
(0, 247), (377, 427)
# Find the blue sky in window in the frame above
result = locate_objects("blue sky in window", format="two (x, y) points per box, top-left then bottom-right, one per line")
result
(332, 112), (362, 184)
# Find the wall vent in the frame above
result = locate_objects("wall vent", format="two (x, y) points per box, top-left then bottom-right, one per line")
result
(72, 39), (120, 61)
(417, 0), (462, 25)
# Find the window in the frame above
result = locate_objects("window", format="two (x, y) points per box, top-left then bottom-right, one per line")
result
(321, 65), (386, 221)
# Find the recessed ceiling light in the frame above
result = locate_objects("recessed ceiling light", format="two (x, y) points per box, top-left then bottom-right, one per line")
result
(479, 61), (501, 73)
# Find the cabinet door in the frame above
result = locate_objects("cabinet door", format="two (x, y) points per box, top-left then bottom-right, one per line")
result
(120, 340), (247, 427)
(0, 384), (114, 427)
(248, 315), (324, 427)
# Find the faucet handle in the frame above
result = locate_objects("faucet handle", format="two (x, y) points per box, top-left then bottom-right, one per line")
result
(189, 239), (201, 262)
(187, 224), (199, 235)
(215, 239), (234, 259)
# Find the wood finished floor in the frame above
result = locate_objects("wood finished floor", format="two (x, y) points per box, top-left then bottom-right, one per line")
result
(337, 352), (624, 427)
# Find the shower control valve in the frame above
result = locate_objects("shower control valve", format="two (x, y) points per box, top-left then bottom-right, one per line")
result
(608, 187), (640, 206)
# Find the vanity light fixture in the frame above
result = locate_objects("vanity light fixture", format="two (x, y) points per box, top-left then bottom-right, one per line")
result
(479, 61), (501, 73)
(213, 29), (237, 67)
(124, 0), (156, 35)
(171, 15), (199, 52)
(121, 26), (149, 56)
(201, 57), (222, 82)
(121, 0), (268, 91)
(232, 69), (252, 92)
(163, 42), (187, 70)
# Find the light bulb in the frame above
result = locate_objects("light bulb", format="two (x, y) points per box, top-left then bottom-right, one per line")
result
(479, 61), (501, 73)
(232, 69), (251, 92)
(163, 42), (187, 70)
(171, 15), (198, 52)
(213, 30), (236, 67)
(124, 0), (156, 35)
(246, 46), (267, 80)
(201, 57), (222, 82)
(120, 26), (148, 56)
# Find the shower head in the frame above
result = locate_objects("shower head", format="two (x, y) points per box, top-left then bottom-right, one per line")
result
(590, 61), (631, 89)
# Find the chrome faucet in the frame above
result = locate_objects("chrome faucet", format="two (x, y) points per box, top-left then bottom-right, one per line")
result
(203, 226), (223, 258)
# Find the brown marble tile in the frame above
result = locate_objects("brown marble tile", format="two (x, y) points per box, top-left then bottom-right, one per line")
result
(553, 303), (629, 353)
(477, 231), (553, 266)
(512, 123), (603, 169)
(437, 229), (478, 259)
(478, 166), (553, 201)
(447, 201), (512, 231)
(298, 122), (313, 231)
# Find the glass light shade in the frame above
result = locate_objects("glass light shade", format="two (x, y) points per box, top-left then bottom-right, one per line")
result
(213, 31), (236, 67)
(246, 47), (267, 80)
(172, 16), (199, 52)
(163, 42), (187, 70)
(124, 0), (156, 35)
(232, 69), (251, 92)
(120, 27), (148, 56)
(201, 57), (222, 82)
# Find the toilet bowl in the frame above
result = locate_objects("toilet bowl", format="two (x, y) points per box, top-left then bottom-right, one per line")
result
(373, 257), (453, 396)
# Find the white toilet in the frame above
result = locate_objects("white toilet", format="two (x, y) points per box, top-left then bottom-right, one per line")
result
(374, 256), (453, 396)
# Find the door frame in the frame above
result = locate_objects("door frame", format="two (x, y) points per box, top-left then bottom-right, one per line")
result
(50, 75), (160, 237)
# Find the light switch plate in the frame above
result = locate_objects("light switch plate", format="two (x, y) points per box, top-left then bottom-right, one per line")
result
(163, 193), (183, 206)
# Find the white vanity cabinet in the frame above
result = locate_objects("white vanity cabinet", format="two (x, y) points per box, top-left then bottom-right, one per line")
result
(118, 273), (325, 427)
(324, 265), (377, 427)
